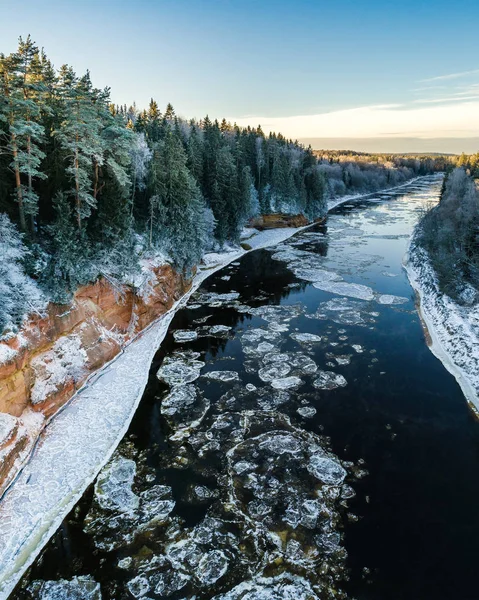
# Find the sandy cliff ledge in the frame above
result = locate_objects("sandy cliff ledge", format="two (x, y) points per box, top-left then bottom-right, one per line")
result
(0, 264), (189, 494)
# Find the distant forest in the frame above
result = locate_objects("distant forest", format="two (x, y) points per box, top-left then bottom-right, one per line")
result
(0, 36), (446, 335)
(418, 157), (479, 303)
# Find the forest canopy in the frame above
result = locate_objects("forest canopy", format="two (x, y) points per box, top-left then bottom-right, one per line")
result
(0, 35), (446, 335)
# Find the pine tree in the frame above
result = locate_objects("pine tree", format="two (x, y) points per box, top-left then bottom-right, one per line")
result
(0, 36), (47, 232)
(164, 102), (175, 121)
(149, 128), (213, 272)
(54, 67), (103, 230)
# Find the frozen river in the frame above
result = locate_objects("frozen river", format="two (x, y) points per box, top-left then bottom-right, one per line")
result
(13, 175), (479, 600)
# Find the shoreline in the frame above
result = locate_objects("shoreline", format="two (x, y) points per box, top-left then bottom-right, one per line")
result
(0, 176), (428, 599)
(404, 232), (479, 417)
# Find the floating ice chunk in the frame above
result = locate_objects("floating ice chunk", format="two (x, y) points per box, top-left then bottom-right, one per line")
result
(94, 456), (139, 515)
(271, 376), (303, 390)
(377, 294), (409, 305)
(221, 275), (231, 281)
(268, 322), (290, 333)
(173, 330), (198, 343)
(289, 354), (317, 375)
(233, 460), (257, 475)
(259, 433), (302, 455)
(203, 370), (239, 382)
(245, 383), (256, 392)
(297, 406), (317, 418)
(157, 352), (205, 386)
(294, 268), (342, 283)
(308, 454), (347, 485)
(208, 325), (232, 336)
(315, 531), (342, 554)
(197, 550), (229, 586)
(313, 280), (375, 301)
(127, 575), (150, 598)
(154, 570), (189, 596)
(28, 576), (101, 600)
(351, 344), (364, 353)
(333, 355), (352, 366)
(258, 362), (291, 382)
(262, 352), (290, 365)
(161, 385), (197, 416)
(212, 573), (321, 600)
(313, 371), (347, 390)
(139, 485), (175, 521)
(290, 332), (322, 344)
(241, 328), (280, 343)
(256, 341), (276, 354)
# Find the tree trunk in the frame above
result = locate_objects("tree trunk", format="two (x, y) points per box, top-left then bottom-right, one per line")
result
(75, 143), (81, 230)
(11, 136), (26, 231)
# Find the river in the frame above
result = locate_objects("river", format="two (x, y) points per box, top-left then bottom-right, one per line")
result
(13, 175), (479, 600)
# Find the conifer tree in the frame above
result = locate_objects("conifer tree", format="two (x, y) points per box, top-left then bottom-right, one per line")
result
(54, 67), (103, 230)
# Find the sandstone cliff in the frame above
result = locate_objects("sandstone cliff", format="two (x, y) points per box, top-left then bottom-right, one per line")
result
(0, 264), (189, 495)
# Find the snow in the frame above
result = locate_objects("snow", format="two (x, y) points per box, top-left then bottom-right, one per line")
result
(0, 178), (421, 598)
(30, 335), (87, 405)
(0, 344), (17, 366)
(0, 414), (17, 448)
(404, 234), (479, 415)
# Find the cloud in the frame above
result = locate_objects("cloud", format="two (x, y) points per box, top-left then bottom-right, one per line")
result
(413, 95), (479, 104)
(421, 69), (479, 82)
(229, 101), (479, 139)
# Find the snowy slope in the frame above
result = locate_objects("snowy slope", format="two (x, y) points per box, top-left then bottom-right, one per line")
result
(404, 234), (479, 415)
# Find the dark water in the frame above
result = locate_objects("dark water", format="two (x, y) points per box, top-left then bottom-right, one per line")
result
(15, 176), (479, 600)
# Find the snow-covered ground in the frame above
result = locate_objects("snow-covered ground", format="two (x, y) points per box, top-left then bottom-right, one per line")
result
(404, 233), (479, 416)
(0, 177), (424, 599)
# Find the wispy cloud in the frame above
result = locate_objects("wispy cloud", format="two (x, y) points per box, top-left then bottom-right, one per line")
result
(413, 94), (479, 104)
(421, 69), (479, 82)
(230, 101), (479, 139)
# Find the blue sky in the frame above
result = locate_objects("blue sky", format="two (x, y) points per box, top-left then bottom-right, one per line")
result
(2, 0), (479, 149)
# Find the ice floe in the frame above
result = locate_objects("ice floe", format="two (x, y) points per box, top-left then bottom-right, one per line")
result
(27, 576), (101, 600)
(203, 370), (240, 382)
(173, 329), (198, 343)
(313, 371), (348, 390)
(157, 351), (205, 386)
(312, 280), (375, 301)
(377, 294), (409, 305)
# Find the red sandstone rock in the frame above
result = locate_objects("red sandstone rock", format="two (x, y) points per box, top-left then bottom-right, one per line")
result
(0, 264), (189, 493)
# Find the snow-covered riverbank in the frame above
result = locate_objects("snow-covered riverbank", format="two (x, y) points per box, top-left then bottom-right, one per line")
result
(404, 233), (479, 415)
(0, 177), (427, 599)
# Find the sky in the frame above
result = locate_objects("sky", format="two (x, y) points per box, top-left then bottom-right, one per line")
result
(2, 0), (479, 153)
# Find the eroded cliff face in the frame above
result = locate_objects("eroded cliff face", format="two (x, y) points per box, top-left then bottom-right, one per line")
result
(249, 213), (310, 229)
(0, 264), (189, 495)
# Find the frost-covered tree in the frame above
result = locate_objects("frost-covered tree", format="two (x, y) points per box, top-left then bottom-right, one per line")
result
(0, 213), (43, 335)
(0, 36), (47, 232)
(149, 129), (214, 273)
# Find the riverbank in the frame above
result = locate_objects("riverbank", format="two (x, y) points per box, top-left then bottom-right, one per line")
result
(0, 176), (429, 599)
(404, 231), (479, 416)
